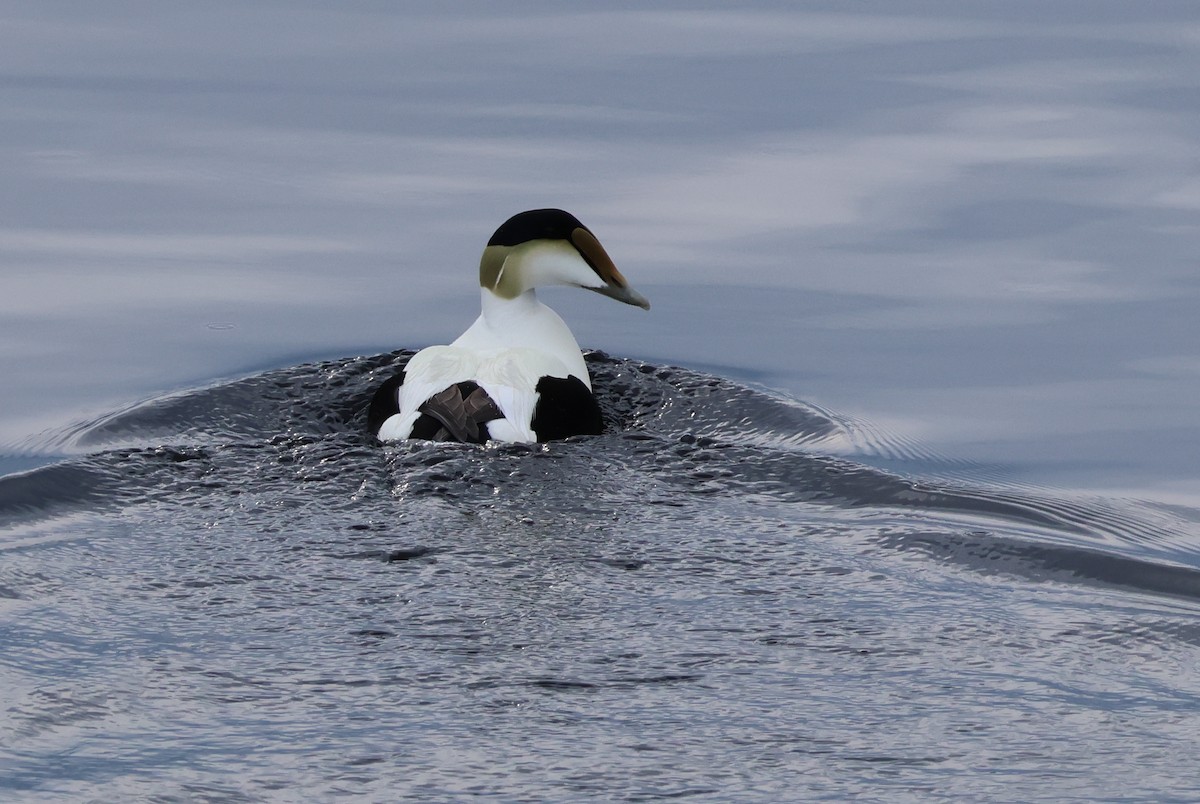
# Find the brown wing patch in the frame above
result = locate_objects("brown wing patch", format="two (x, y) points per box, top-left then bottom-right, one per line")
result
(417, 382), (503, 443)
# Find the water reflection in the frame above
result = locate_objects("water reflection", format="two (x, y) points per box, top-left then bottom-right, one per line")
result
(1, 3), (1197, 502)
(4, 5), (1200, 800)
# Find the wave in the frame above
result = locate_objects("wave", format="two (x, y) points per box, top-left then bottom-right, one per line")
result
(3, 350), (1198, 600)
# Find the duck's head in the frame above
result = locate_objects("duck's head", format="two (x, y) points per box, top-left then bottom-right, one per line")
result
(479, 209), (650, 310)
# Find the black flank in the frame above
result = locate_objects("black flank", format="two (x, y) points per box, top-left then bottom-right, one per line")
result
(367, 369), (406, 435)
(531, 375), (604, 442)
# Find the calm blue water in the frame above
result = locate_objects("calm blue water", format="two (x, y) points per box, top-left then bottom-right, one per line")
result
(3, 3), (1200, 800)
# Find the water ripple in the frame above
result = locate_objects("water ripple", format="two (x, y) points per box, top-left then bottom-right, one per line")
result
(2, 351), (1200, 800)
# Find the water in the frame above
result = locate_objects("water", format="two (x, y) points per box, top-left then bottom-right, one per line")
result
(3, 3), (1200, 800)
(4, 352), (1200, 800)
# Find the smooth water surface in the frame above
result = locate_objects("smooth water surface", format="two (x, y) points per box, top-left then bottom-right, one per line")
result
(2, 1), (1198, 497)
(2, 2), (1200, 800)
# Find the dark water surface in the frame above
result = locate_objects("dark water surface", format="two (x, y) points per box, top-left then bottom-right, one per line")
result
(3, 2), (1200, 800)
(3, 354), (1200, 800)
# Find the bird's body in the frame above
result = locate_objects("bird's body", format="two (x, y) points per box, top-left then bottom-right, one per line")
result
(369, 209), (649, 444)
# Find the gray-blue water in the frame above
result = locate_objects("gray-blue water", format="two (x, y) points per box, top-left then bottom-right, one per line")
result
(3, 3), (1200, 800)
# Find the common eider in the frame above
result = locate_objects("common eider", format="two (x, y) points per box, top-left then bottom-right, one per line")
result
(368, 208), (650, 444)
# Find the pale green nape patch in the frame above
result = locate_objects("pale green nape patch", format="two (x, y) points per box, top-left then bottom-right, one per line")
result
(479, 245), (513, 297)
(479, 240), (583, 299)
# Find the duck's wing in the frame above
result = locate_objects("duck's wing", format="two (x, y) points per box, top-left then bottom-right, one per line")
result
(416, 383), (502, 443)
(372, 347), (482, 442)
(475, 348), (574, 443)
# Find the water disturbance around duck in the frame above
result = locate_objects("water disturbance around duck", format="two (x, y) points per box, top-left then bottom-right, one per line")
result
(3, 352), (1199, 800)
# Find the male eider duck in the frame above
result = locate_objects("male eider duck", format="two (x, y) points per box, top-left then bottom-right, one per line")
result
(368, 208), (650, 444)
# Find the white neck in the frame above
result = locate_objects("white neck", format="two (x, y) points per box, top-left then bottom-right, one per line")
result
(480, 286), (543, 327)
(450, 288), (591, 386)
